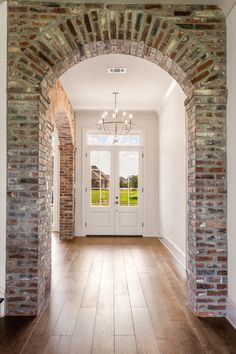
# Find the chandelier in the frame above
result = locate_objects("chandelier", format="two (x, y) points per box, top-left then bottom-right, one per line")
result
(96, 92), (135, 143)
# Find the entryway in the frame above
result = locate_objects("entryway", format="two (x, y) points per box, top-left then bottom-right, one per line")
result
(6, 1), (228, 316)
(84, 132), (143, 236)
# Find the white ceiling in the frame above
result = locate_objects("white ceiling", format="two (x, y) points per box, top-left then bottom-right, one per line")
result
(217, 0), (236, 15)
(60, 54), (176, 112)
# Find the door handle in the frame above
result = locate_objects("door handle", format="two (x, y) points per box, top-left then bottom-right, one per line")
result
(115, 201), (119, 205)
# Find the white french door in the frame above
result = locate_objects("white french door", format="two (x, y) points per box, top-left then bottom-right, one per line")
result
(114, 148), (143, 235)
(85, 146), (143, 236)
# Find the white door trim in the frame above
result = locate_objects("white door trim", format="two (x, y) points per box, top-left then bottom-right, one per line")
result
(82, 129), (145, 236)
(80, 126), (149, 237)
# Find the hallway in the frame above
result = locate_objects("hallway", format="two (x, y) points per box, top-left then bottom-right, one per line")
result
(0, 235), (236, 354)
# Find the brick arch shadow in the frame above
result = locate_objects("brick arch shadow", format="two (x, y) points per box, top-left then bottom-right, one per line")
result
(7, 3), (227, 318)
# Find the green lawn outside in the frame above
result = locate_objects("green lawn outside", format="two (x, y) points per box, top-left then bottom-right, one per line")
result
(91, 189), (138, 206)
(120, 189), (138, 205)
(91, 189), (109, 205)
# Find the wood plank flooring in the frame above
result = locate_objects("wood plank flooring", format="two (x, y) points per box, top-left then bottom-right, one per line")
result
(0, 235), (236, 354)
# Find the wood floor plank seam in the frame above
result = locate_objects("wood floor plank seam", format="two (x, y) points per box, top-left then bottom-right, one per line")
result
(121, 245), (139, 339)
(66, 257), (95, 354)
(18, 241), (78, 354)
(129, 244), (162, 353)
(89, 253), (103, 353)
(130, 242), (206, 353)
(19, 285), (68, 354)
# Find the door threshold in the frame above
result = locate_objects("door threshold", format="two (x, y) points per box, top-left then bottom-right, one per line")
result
(86, 235), (143, 237)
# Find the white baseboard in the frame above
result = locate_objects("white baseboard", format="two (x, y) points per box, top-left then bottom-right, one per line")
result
(143, 232), (159, 237)
(159, 234), (186, 269)
(0, 299), (4, 318)
(227, 297), (236, 329)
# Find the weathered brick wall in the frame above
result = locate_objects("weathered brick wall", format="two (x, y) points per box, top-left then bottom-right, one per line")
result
(7, 1), (227, 317)
(59, 144), (76, 239)
(47, 81), (76, 239)
(7, 93), (42, 315)
(186, 91), (227, 316)
(38, 94), (53, 312)
(47, 81), (75, 145)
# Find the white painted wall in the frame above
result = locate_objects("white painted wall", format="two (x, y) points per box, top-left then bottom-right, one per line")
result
(75, 110), (158, 237)
(0, 0), (7, 316)
(227, 4), (236, 326)
(157, 85), (187, 268)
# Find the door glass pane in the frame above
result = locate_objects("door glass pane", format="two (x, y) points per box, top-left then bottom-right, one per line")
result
(91, 189), (100, 205)
(129, 135), (141, 145)
(120, 188), (129, 206)
(88, 134), (101, 145)
(117, 135), (129, 145)
(101, 189), (109, 206)
(129, 188), (138, 205)
(100, 135), (113, 145)
(91, 151), (110, 206)
(119, 151), (139, 207)
(91, 167), (101, 188)
(87, 132), (141, 146)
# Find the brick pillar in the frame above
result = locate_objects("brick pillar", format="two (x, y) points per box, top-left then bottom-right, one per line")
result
(186, 90), (227, 317)
(59, 143), (76, 239)
(6, 93), (53, 316)
(38, 94), (53, 309)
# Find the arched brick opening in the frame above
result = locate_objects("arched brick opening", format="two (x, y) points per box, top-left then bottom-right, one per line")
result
(48, 81), (76, 240)
(7, 2), (227, 317)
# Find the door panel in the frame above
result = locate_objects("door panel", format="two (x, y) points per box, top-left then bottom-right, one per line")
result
(86, 148), (114, 235)
(118, 212), (139, 227)
(90, 212), (111, 227)
(115, 148), (143, 235)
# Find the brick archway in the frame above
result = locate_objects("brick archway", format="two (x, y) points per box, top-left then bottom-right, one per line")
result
(7, 2), (227, 317)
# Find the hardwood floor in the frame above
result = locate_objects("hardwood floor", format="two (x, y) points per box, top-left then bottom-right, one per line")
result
(0, 235), (236, 354)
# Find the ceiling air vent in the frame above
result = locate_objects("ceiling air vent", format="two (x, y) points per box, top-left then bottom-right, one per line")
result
(108, 67), (127, 74)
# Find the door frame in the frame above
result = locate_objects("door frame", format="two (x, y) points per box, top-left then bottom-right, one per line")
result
(81, 127), (146, 236)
